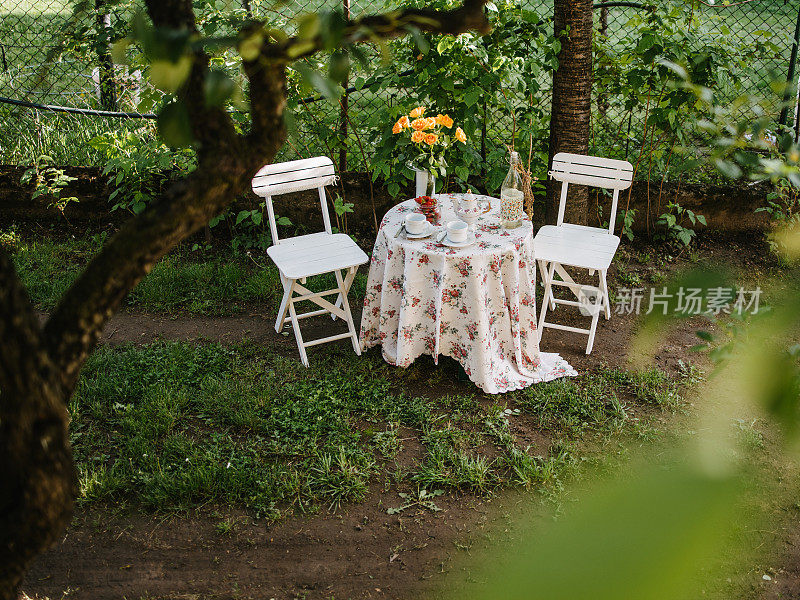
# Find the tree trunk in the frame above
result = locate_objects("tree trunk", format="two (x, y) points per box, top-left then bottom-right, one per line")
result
(597, 6), (609, 118)
(0, 250), (77, 600)
(546, 0), (593, 225)
(95, 0), (117, 111)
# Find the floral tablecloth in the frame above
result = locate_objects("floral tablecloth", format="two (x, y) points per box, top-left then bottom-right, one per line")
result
(359, 194), (576, 394)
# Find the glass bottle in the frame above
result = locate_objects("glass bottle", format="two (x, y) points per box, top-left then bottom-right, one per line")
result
(500, 151), (524, 229)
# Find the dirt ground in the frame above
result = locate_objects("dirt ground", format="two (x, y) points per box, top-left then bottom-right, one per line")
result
(19, 233), (799, 600)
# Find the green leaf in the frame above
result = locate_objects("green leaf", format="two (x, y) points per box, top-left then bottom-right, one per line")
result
(149, 55), (193, 93)
(204, 69), (235, 107)
(714, 159), (742, 179)
(405, 25), (430, 54)
(238, 30), (264, 61)
(437, 36), (455, 54)
(465, 88), (481, 107)
(696, 330), (714, 342)
(111, 38), (130, 64)
(329, 50), (350, 84)
(295, 64), (343, 101)
(236, 210), (251, 225)
(297, 13), (320, 40)
(157, 102), (194, 148)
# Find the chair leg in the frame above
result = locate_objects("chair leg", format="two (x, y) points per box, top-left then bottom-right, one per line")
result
(275, 274), (293, 333)
(335, 268), (361, 355)
(586, 308), (600, 355)
(538, 260), (556, 311)
(287, 288), (310, 367)
(546, 262), (557, 310)
(537, 259), (553, 345)
(330, 270), (345, 321)
(599, 269), (611, 320)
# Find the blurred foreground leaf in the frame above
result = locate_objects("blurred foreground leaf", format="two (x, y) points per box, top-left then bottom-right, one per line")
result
(455, 462), (742, 600)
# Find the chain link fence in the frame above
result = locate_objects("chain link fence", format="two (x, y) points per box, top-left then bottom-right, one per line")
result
(1, 0), (798, 185)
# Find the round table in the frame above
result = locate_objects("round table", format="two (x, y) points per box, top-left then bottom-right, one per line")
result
(359, 193), (576, 394)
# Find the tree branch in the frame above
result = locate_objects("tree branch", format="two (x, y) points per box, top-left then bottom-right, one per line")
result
(260, 0), (491, 63)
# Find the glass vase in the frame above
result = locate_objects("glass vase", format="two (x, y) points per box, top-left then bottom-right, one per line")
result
(414, 167), (437, 198)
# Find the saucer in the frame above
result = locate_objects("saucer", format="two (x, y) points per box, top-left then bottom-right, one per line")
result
(405, 222), (435, 239)
(439, 231), (476, 248)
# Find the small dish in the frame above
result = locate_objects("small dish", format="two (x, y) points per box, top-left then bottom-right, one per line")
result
(439, 231), (476, 248)
(405, 221), (435, 239)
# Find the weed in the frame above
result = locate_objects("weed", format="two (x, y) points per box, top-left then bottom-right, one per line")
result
(617, 269), (643, 287)
(372, 423), (402, 459)
(386, 487), (444, 515)
(732, 418), (765, 452)
(677, 359), (706, 386)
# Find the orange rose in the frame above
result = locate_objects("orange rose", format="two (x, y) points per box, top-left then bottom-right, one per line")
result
(455, 127), (467, 143)
(424, 133), (438, 146)
(398, 115), (410, 128)
(411, 130), (425, 143)
(424, 117), (437, 130)
(436, 114), (454, 128)
(392, 121), (402, 134)
(411, 118), (427, 131)
(409, 106), (425, 118)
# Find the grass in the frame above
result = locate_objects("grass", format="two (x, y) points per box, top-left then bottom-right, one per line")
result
(68, 340), (684, 518)
(6, 233), (367, 315)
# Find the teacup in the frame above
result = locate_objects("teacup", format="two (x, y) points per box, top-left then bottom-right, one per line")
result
(446, 220), (468, 243)
(405, 213), (427, 234)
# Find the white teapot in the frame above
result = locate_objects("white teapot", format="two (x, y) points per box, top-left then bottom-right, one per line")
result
(454, 192), (486, 230)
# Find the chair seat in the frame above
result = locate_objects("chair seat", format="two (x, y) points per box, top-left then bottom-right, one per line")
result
(267, 232), (368, 279)
(534, 224), (620, 271)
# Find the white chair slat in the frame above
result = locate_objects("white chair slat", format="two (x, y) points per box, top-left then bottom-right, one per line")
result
(549, 169), (632, 190)
(252, 166), (337, 198)
(552, 152), (634, 171)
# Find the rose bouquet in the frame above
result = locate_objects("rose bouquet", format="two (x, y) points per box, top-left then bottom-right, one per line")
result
(391, 106), (467, 186)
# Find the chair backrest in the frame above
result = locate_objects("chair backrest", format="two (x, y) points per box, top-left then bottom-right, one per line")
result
(549, 152), (634, 234)
(251, 156), (337, 245)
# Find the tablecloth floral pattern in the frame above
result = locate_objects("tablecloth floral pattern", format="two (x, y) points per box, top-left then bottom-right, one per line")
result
(359, 194), (576, 394)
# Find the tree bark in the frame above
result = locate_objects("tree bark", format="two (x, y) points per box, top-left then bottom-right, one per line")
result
(546, 0), (593, 225)
(0, 249), (77, 599)
(0, 0), (490, 596)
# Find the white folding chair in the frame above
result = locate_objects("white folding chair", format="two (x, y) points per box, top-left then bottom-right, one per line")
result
(251, 156), (369, 367)
(534, 152), (634, 354)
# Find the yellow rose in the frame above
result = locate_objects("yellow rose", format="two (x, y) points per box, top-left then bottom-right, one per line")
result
(436, 114), (454, 128)
(411, 130), (425, 143)
(424, 133), (438, 146)
(411, 118), (428, 131)
(398, 115), (410, 128)
(455, 127), (467, 143)
(392, 121), (402, 134)
(409, 106), (425, 118)
(424, 117), (437, 130)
